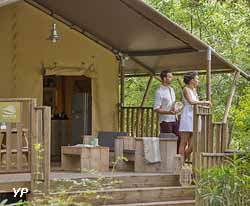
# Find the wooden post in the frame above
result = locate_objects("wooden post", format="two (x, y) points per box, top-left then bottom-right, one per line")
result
(136, 108), (140, 137)
(206, 47), (212, 101)
(30, 99), (37, 195)
(120, 55), (125, 132)
(131, 108), (135, 137)
(192, 105), (200, 174)
(140, 76), (153, 107)
(223, 72), (240, 123)
(140, 108), (145, 137)
(16, 122), (23, 171)
(222, 123), (228, 152)
(150, 109), (154, 137)
(207, 113), (213, 153)
(6, 123), (11, 171)
(43, 106), (51, 194)
(145, 109), (150, 136)
(126, 108), (130, 134)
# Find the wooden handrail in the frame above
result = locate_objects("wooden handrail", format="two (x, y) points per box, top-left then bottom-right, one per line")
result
(121, 106), (154, 109)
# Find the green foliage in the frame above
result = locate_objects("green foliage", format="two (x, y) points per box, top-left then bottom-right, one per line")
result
(197, 154), (250, 205)
(0, 157), (126, 206)
(0, 200), (26, 206)
(125, 76), (181, 107)
(231, 83), (250, 150)
(124, 0), (250, 148)
(26, 157), (126, 206)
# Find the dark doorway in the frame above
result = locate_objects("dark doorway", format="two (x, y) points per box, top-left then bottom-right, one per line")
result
(43, 75), (92, 162)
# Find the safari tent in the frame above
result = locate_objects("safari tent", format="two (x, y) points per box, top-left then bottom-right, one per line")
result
(0, 0), (249, 142)
(0, 0), (249, 205)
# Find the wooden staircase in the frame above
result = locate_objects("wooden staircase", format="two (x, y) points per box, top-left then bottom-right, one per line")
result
(97, 174), (195, 205)
(98, 186), (195, 205)
(51, 173), (196, 206)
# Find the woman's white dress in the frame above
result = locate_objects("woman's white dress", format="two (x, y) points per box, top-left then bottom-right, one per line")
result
(179, 88), (199, 132)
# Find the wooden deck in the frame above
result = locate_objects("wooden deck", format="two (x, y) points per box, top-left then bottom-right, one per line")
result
(0, 167), (176, 193)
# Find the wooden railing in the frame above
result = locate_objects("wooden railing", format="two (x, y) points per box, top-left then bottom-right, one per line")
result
(120, 105), (229, 153)
(0, 99), (34, 173)
(0, 99), (51, 194)
(200, 152), (235, 170)
(192, 105), (232, 206)
(120, 106), (159, 137)
(213, 122), (228, 153)
(192, 105), (229, 171)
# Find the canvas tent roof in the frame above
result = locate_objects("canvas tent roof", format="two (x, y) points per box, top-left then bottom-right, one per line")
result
(1, 0), (249, 79)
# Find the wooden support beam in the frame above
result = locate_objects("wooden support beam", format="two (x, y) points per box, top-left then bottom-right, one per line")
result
(177, 77), (184, 90)
(130, 57), (161, 82)
(43, 106), (51, 194)
(122, 69), (234, 78)
(206, 47), (212, 101)
(223, 72), (240, 123)
(123, 47), (195, 57)
(140, 76), (153, 107)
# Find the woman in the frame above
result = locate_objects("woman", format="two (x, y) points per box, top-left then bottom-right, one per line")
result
(179, 72), (211, 160)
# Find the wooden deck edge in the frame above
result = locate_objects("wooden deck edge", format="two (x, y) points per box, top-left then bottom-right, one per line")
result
(0, 181), (30, 193)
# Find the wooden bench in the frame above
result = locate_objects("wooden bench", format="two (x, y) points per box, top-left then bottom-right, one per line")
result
(135, 137), (178, 173)
(61, 145), (109, 172)
(114, 136), (178, 173)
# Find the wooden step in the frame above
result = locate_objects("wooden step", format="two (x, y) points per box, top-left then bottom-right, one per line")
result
(111, 174), (180, 188)
(105, 199), (195, 206)
(49, 186), (195, 205)
(51, 174), (181, 191)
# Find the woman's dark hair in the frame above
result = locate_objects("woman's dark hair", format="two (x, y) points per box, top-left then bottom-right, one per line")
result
(183, 71), (198, 85)
(160, 70), (171, 81)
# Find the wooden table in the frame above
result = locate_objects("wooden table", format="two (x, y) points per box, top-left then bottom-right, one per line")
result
(61, 145), (109, 172)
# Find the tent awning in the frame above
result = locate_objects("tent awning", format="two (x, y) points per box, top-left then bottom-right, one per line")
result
(2, 0), (249, 79)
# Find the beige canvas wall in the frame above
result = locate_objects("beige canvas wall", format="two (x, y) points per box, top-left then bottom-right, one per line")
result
(0, 2), (119, 134)
(0, 4), (15, 97)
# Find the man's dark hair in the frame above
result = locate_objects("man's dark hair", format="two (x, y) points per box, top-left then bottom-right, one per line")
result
(183, 71), (198, 85)
(160, 70), (171, 81)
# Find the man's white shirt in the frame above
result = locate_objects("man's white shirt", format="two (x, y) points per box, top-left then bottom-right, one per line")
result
(154, 85), (176, 123)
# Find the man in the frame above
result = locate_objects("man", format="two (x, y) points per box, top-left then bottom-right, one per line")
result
(154, 70), (180, 152)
